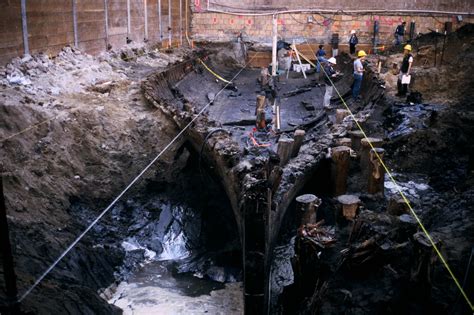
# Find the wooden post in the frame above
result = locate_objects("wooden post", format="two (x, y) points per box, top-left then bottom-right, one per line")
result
(277, 138), (294, 166)
(398, 214), (418, 240)
(0, 177), (18, 310)
(335, 109), (350, 124)
(331, 146), (351, 196)
(255, 95), (266, 130)
(297, 194), (321, 225)
(337, 194), (360, 221)
(260, 68), (269, 88)
(256, 95), (266, 115)
(411, 232), (441, 298)
(335, 137), (351, 147)
(256, 108), (266, 130)
(348, 130), (364, 153)
(275, 99), (281, 132)
(271, 15), (278, 76)
(368, 148), (385, 195)
(387, 196), (409, 215)
(291, 129), (305, 157)
(360, 137), (383, 176)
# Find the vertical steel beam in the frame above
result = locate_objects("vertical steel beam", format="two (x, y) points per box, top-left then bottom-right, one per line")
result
(179, 0), (183, 45)
(20, 0), (29, 55)
(72, 0), (78, 47)
(104, 0), (109, 49)
(168, 0), (172, 47)
(158, 0), (162, 42)
(127, 0), (131, 40)
(144, 0), (148, 41)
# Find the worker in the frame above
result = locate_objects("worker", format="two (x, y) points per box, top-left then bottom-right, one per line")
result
(315, 44), (327, 73)
(349, 30), (358, 55)
(352, 50), (366, 101)
(323, 57), (340, 108)
(394, 21), (406, 46)
(396, 44), (414, 97)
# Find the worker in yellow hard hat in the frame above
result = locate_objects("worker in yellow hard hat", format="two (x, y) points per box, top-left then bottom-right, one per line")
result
(352, 50), (367, 101)
(396, 44), (414, 97)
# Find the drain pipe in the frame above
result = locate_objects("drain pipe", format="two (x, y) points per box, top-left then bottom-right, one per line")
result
(206, 8), (472, 17)
(20, 0), (29, 55)
(72, 0), (78, 48)
(0, 177), (19, 313)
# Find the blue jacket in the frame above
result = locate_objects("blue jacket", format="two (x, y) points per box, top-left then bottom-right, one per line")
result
(349, 34), (358, 45)
(395, 24), (405, 35)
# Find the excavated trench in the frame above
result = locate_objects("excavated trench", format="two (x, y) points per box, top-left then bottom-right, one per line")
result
(1, 25), (473, 315)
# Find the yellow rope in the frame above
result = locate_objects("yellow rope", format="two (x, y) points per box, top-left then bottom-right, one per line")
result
(197, 58), (232, 84)
(303, 38), (474, 311)
(0, 114), (62, 143)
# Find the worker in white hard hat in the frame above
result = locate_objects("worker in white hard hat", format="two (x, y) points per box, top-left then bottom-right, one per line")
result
(352, 50), (367, 101)
(349, 30), (358, 55)
(323, 57), (341, 108)
(396, 44), (414, 96)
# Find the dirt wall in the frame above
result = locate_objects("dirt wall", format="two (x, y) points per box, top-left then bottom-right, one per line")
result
(0, 0), (189, 65)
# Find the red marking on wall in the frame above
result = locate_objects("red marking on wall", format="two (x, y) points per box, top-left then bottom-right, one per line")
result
(277, 19), (285, 25)
(230, 19), (234, 25)
(195, 0), (201, 12)
(238, 15), (243, 19)
(247, 19), (253, 25)
(212, 17), (217, 24)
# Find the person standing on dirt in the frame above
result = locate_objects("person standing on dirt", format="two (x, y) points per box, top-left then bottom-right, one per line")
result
(349, 30), (358, 55)
(396, 44), (414, 97)
(316, 44), (327, 73)
(323, 57), (341, 108)
(352, 50), (366, 101)
(394, 21), (406, 46)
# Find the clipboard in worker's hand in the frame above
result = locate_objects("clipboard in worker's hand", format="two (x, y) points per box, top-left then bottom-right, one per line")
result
(401, 74), (411, 84)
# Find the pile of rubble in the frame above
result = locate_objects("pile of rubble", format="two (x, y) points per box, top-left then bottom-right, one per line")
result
(0, 44), (189, 100)
(298, 220), (337, 249)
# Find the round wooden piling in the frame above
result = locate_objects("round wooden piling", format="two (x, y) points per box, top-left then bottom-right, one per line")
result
(368, 147), (385, 195)
(335, 137), (351, 148)
(335, 109), (350, 124)
(331, 146), (351, 196)
(277, 137), (295, 166)
(337, 194), (360, 221)
(296, 194), (322, 225)
(360, 137), (383, 176)
(291, 129), (306, 158)
(348, 130), (364, 153)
